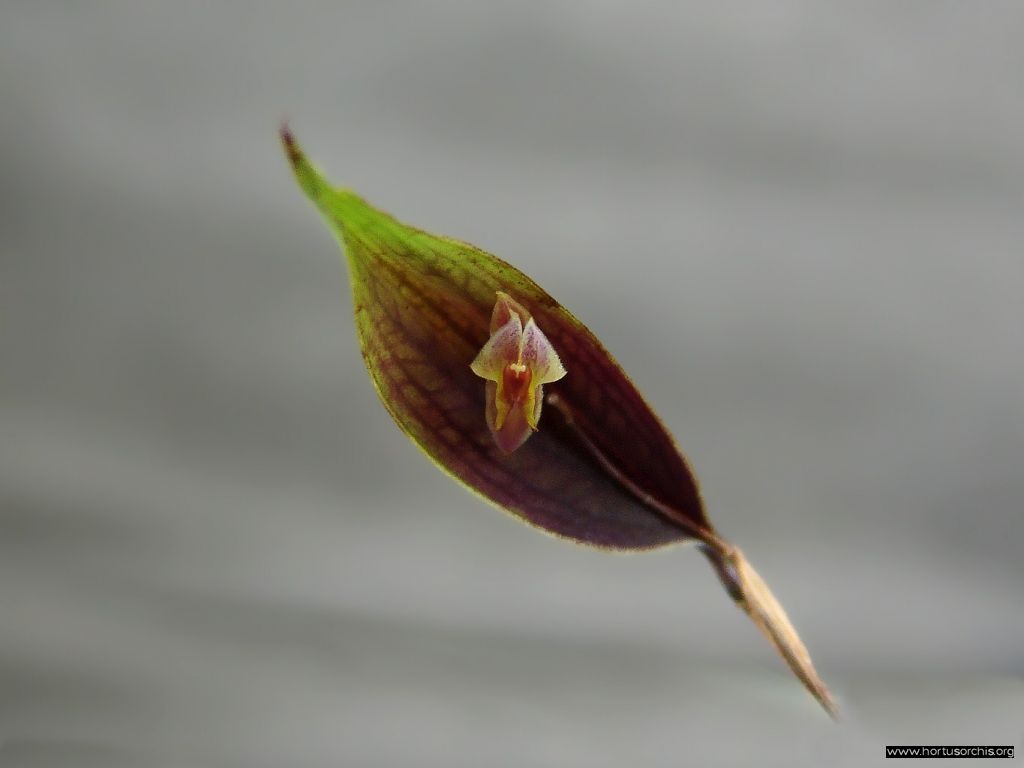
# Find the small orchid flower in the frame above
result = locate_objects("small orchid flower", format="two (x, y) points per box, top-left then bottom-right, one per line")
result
(282, 127), (837, 718)
(469, 292), (566, 453)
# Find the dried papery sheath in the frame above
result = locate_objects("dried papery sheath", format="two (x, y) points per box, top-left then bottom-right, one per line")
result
(282, 126), (837, 718)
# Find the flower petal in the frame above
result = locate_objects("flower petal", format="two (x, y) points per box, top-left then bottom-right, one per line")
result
(490, 291), (531, 335)
(469, 313), (523, 382)
(520, 318), (567, 385)
(489, 383), (534, 454)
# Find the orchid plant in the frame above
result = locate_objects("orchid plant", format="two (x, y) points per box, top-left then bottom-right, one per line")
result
(282, 127), (836, 717)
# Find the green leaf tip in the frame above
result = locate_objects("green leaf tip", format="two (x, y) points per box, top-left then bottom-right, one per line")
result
(280, 123), (324, 207)
(281, 128), (838, 718)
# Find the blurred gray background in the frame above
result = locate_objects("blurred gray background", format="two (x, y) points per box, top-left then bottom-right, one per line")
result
(2, 2), (1022, 766)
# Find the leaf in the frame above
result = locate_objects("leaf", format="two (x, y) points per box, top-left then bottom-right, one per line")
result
(282, 126), (837, 718)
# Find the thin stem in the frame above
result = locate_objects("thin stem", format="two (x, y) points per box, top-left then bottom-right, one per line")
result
(544, 392), (724, 548)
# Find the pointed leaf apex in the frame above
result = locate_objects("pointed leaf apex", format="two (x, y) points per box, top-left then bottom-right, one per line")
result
(280, 124), (327, 206)
(280, 126), (372, 242)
